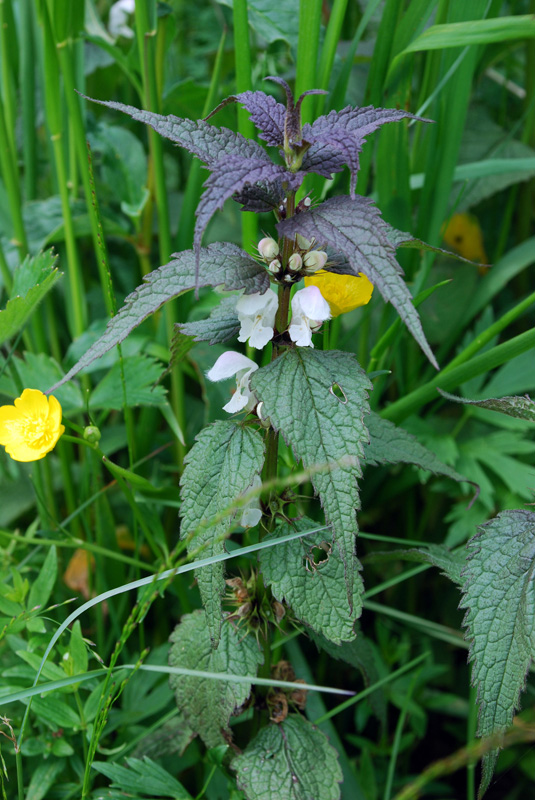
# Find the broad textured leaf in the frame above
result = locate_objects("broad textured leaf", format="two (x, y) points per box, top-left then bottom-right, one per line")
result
(179, 297), (239, 344)
(89, 355), (167, 410)
(461, 510), (535, 795)
(311, 628), (387, 728)
(50, 244), (268, 391)
(84, 95), (265, 164)
(302, 106), (431, 195)
(233, 714), (342, 800)
(206, 90), (286, 146)
(364, 412), (472, 487)
(260, 519), (363, 644)
(234, 177), (286, 212)
(439, 390), (535, 423)
(168, 610), (263, 748)
(366, 543), (465, 587)
(0, 250), (61, 346)
(251, 349), (372, 604)
(180, 421), (265, 644)
(195, 157), (302, 252)
(92, 756), (192, 798)
(278, 197), (438, 368)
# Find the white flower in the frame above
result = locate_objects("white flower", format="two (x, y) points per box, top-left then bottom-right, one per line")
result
(109, 0), (135, 39)
(236, 289), (278, 349)
(258, 237), (279, 260)
(303, 250), (328, 272)
(206, 352), (258, 413)
(288, 285), (331, 348)
(240, 475), (262, 528)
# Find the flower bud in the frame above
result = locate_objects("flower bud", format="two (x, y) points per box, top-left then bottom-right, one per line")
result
(256, 401), (271, 429)
(83, 425), (101, 444)
(288, 253), (302, 272)
(303, 250), (328, 272)
(258, 237), (279, 260)
(283, 273), (294, 283)
(267, 258), (281, 274)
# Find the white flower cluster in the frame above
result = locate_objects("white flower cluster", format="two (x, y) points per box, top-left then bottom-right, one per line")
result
(207, 236), (331, 416)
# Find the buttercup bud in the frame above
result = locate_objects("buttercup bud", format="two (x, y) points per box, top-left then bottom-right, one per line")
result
(258, 237), (279, 260)
(83, 425), (101, 444)
(303, 250), (328, 272)
(288, 253), (303, 272)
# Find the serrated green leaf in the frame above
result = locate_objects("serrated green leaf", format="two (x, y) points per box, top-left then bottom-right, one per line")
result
(461, 510), (535, 796)
(50, 244), (269, 391)
(366, 543), (465, 587)
(92, 756), (193, 798)
(251, 349), (371, 605)
(233, 714), (342, 800)
(179, 296), (239, 344)
(0, 352), (84, 413)
(440, 390), (535, 423)
(168, 610), (263, 749)
(260, 519), (362, 644)
(180, 421), (265, 644)
(89, 355), (167, 410)
(0, 250), (61, 346)
(364, 412), (472, 487)
(27, 546), (57, 611)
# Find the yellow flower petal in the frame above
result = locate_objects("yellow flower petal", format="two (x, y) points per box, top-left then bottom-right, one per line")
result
(304, 271), (373, 317)
(442, 213), (488, 263)
(0, 389), (65, 462)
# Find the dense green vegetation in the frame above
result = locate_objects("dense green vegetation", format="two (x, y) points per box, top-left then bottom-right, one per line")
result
(0, 1), (534, 799)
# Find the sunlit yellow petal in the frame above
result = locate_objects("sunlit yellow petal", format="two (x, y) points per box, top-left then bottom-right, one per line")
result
(304, 271), (373, 317)
(0, 389), (64, 462)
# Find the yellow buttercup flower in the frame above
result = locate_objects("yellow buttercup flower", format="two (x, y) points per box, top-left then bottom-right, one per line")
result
(304, 271), (373, 317)
(0, 389), (65, 462)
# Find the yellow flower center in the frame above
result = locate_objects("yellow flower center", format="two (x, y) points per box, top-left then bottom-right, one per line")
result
(19, 414), (55, 449)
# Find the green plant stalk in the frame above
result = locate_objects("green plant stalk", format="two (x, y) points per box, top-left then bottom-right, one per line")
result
(56, 41), (115, 317)
(233, 0), (258, 253)
(381, 328), (535, 424)
(39, 3), (87, 336)
(384, 670), (420, 800)
(0, 93), (28, 257)
(0, 0), (16, 158)
(467, 684), (478, 800)
(315, 0), (349, 116)
(295, 0), (322, 124)
(20, 0), (37, 201)
(16, 745), (23, 800)
(364, 599), (465, 649)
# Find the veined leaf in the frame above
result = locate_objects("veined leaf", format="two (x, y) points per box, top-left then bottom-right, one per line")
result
(206, 89), (286, 146)
(92, 756), (193, 798)
(251, 349), (372, 604)
(302, 106), (431, 196)
(89, 355), (167, 410)
(168, 610), (263, 748)
(180, 420), (265, 645)
(84, 95), (266, 164)
(50, 244), (268, 391)
(461, 510), (535, 796)
(233, 714), (342, 800)
(439, 390), (535, 424)
(366, 543), (465, 587)
(364, 412), (473, 488)
(260, 519), (363, 644)
(0, 250), (61, 346)
(277, 197), (438, 368)
(178, 296), (239, 344)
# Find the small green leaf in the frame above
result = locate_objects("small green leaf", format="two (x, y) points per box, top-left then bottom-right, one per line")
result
(29, 695), (80, 730)
(461, 510), (535, 796)
(180, 421), (265, 644)
(233, 714), (342, 800)
(0, 250), (61, 346)
(168, 610), (263, 749)
(25, 761), (64, 800)
(27, 546), (57, 612)
(251, 349), (372, 606)
(260, 519), (362, 644)
(90, 355), (167, 410)
(92, 756), (193, 798)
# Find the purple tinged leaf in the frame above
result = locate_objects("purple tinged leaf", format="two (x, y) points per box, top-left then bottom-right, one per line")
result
(233, 178), (286, 212)
(277, 196), (438, 369)
(302, 105), (432, 195)
(48, 244), (269, 391)
(82, 95), (265, 164)
(206, 90), (287, 147)
(195, 157), (303, 254)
